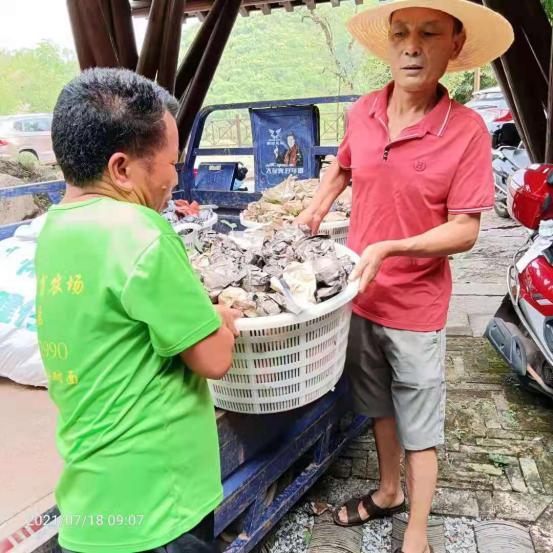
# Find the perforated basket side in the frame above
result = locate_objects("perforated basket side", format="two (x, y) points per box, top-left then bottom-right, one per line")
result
(209, 303), (353, 414)
(325, 224), (349, 245)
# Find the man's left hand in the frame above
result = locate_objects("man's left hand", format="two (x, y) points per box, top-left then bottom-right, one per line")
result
(349, 242), (391, 293)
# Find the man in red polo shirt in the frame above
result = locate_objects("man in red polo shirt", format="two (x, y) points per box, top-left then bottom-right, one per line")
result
(298, 2), (513, 552)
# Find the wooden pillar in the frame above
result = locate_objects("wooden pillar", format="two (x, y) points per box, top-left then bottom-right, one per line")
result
(67, 0), (103, 69)
(68, 0), (139, 71)
(174, 0), (225, 99)
(500, 0), (551, 82)
(480, 0), (550, 162)
(176, 0), (242, 147)
(473, 67), (481, 93)
(491, 59), (530, 149)
(78, 0), (120, 67)
(235, 114), (243, 147)
(546, 39), (553, 163)
(496, 44), (547, 162)
(106, 0), (139, 70)
(137, 0), (170, 79)
(157, 0), (186, 93)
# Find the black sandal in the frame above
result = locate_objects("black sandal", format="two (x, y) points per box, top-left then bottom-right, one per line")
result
(332, 490), (406, 527)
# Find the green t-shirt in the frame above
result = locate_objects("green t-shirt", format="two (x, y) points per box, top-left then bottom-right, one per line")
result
(35, 198), (223, 553)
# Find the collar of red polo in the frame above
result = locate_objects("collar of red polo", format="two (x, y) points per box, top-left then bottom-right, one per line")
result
(368, 81), (453, 138)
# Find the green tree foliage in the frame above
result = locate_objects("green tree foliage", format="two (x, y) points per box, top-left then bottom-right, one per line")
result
(442, 65), (497, 104)
(181, 1), (387, 104)
(181, 1), (493, 106)
(0, 40), (78, 115)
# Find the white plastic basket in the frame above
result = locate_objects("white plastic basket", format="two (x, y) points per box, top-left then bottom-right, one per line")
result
(240, 213), (350, 245)
(208, 244), (359, 414)
(174, 212), (218, 249)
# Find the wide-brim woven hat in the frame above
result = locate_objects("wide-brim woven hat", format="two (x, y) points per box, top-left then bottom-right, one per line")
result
(347, 0), (514, 72)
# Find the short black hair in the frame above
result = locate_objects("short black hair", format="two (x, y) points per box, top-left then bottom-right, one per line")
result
(52, 68), (179, 187)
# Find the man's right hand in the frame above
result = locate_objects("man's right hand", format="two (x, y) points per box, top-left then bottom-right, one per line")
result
(295, 158), (350, 235)
(215, 305), (242, 337)
(296, 208), (324, 236)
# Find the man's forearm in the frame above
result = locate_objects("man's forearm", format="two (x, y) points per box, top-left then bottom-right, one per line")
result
(383, 215), (481, 259)
(308, 159), (350, 217)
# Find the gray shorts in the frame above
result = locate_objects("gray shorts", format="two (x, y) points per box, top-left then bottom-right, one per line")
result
(346, 314), (446, 451)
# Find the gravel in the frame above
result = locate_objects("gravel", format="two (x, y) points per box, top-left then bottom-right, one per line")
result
(360, 516), (478, 553)
(257, 500), (480, 553)
(255, 505), (314, 553)
(444, 517), (478, 553)
(255, 474), (479, 553)
(362, 517), (393, 552)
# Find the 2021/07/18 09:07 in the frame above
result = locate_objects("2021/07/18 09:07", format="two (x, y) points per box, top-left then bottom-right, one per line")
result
(31, 513), (145, 527)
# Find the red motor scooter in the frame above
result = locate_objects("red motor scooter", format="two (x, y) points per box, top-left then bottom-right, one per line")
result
(486, 164), (553, 400)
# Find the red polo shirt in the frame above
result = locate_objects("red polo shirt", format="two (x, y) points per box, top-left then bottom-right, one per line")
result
(338, 82), (494, 331)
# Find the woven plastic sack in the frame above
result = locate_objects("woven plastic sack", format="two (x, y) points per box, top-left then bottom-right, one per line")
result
(0, 215), (47, 387)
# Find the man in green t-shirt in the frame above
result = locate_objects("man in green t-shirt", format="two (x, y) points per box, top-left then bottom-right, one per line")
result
(35, 68), (240, 553)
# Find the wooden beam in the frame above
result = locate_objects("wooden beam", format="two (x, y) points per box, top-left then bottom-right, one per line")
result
(67, 0), (97, 69)
(136, 0), (170, 79)
(304, 0), (315, 10)
(498, 53), (546, 163)
(330, 0), (340, 6)
(482, 0), (548, 161)
(261, 3), (271, 15)
(99, 0), (116, 40)
(79, 0), (120, 67)
(491, 59), (530, 150)
(546, 37), (553, 163)
(175, 0), (225, 98)
(176, 0), (242, 147)
(510, 0), (551, 83)
(470, 1), (528, 148)
(107, 0), (139, 70)
(157, 0), (185, 92)
(281, 1), (293, 11)
(239, 6), (250, 16)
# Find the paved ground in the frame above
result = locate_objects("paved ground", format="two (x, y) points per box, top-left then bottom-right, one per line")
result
(259, 212), (553, 553)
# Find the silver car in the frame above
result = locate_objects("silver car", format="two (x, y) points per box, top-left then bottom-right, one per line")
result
(464, 87), (513, 131)
(0, 113), (56, 164)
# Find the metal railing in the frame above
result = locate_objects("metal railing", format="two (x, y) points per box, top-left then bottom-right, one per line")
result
(199, 110), (348, 148)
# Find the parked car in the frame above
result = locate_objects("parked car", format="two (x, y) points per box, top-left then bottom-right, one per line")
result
(0, 113), (56, 164)
(465, 87), (520, 147)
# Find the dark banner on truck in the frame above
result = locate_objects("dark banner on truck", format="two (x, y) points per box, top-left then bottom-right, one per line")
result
(250, 106), (319, 191)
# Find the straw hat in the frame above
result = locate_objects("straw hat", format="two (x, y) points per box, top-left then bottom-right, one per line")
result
(347, 0), (514, 72)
